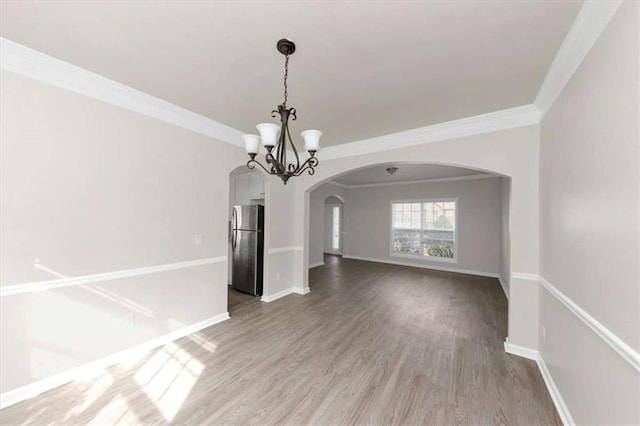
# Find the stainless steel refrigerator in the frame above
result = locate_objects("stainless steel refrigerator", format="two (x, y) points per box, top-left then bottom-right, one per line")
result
(230, 205), (264, 296)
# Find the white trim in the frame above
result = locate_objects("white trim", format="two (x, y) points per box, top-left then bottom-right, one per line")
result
(511, 272), (539, 281)
(318, 105), (540, 160)
(0, 38), (243, 147)
(498, 276), (509, 300)
(0, 38), (541, 158)
(539, 275), (640, 373)
(326, 181), (350, 188)
(0, 256), (227, 297)
(536, 353), (574, 426)
(331, 174), (497, 189)
(504, 340), (537, 361)
(534, 1), (623, 116)
(309, 262), (325, 269)
(0, 312), (230, 409)
(261, 285), (310, 302)
(267, 246), (304, 254)
(293, 286), (311, 295)
(389, 198), (458, 264)
(343, 255), (498, 279)
(261, 288), (295, 303)
(503, 342), (574, 425)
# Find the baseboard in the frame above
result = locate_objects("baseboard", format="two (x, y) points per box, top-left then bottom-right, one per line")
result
(261, 288), (294, 302)
(503, 340), (573, 425)
(342, 255), (499, 279)
(498, 276), (509, 300)
(536, 353), (574, 425)
(0, 312), (230, 409)
(308, 261), (324, 269)
(504, 339), (538, 360)
(261, 286), (311, 302)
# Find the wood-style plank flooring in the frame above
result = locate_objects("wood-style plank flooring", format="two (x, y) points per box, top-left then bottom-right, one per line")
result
(0, 255), (560, 425)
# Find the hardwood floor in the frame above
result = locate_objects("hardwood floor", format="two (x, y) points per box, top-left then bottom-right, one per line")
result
(227, 286), (261, 314)
(0, 255), (560, 425)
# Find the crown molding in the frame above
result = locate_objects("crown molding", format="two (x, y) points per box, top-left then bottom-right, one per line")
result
(329, 173), (497, 189)
(317, 104), (540, 161)
(0, 38), (244, 147)
(534, 1), (623, 117)
(1, 38), (542, 159)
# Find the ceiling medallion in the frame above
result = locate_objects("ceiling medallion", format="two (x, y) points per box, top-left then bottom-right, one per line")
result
(242, 39), (321, 184)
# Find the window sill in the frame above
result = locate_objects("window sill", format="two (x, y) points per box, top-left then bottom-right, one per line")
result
(390, 253), (457, 265)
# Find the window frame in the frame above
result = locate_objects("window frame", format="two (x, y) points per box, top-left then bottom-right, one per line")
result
(389, 198), (458, 264)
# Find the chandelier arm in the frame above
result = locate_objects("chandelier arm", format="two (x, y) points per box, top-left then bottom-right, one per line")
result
(265, 150), (284, 175)
(291, 156), (319, 176)
(247, 158), (274, 175)
(285, 120), (301, 173)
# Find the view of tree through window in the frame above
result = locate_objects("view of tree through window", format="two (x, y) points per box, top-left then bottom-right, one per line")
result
(392, 200), (455, 259)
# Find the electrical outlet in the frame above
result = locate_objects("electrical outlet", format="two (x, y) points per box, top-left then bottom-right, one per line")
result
(194, 234), (203, 245)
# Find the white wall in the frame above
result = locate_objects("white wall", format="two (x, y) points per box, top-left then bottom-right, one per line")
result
(343, 177), (503, 277)
(308, 183), (348, 267)
(538, 2), (639, 424)
(0, 70), (247, 394)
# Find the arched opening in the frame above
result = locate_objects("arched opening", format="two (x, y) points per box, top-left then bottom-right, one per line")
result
(302, 161), (512, 336)
(308, 193), (346, 270)
(227, 166), (267, 314)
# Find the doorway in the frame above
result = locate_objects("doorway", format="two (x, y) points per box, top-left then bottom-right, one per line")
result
(324, 196), (343, 255)
(227, 167), (267, 313)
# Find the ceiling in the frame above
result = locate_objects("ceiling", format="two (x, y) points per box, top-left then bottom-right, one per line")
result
(333, 164), (488, 186)
(0, 1), (582, 147)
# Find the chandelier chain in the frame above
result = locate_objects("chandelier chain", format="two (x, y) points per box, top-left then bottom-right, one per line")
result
(283, 54), (289, 106)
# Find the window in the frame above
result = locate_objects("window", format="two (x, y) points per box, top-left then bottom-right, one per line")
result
(332, 206), (340, 250)
(391, 199), (456, 261)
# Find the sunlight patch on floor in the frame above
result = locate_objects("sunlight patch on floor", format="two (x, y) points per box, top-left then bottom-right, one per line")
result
(133, 342), (205, 421)
(189, 332), (218, 353)
(65, 373), (114, 420)
(87, 395), (139, 425)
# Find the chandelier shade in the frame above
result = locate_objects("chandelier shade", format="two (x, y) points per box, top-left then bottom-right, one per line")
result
(242, 39), (321, 184)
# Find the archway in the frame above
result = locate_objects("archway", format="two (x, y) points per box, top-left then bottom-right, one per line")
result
(308, 192), (346, 270)
(289, 140), (538, 350)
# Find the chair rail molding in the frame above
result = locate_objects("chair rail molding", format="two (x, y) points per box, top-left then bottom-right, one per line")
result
(538, 275), (640, 373)
(0, 256), (227, 297)
(0, 38), (243, 147)
(534, 0), (624, 116)
(267, 246), (304, 254)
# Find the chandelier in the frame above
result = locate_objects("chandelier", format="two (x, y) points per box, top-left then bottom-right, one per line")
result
(242, 39), (321, 184)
